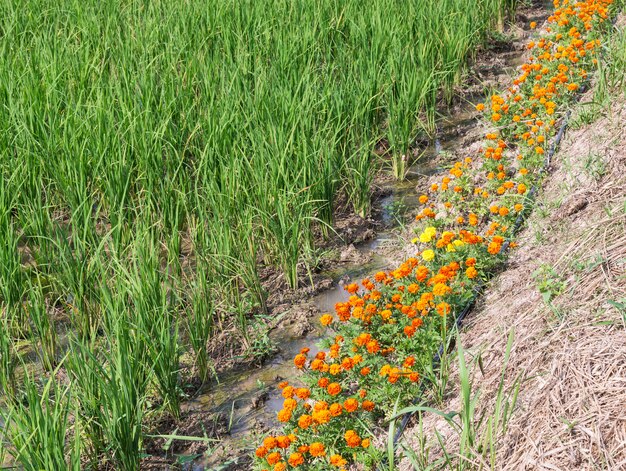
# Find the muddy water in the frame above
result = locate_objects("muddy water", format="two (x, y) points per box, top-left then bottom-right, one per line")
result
(187, 44), (531, 470)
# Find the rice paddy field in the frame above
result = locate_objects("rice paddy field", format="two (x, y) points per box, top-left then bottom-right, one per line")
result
(1, 0), (625, 469)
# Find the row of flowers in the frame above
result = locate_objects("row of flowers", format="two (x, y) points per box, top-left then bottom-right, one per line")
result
(254, 1), (616, 469)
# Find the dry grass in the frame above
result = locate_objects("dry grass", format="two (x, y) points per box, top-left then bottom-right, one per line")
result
(399, 59), (626, 471)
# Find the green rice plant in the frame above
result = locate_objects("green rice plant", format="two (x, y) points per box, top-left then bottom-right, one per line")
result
(67, 285), (150, 470)
(0, 172), (27, 337)
(0, 0), (518, 318)
(2, 371), (82, 471)
(184, 266), (217, 384)
(344, 133), (376, 218)
(24, 281), (57, 372)
(52, 232), (102, 339)
(65, 335), (107, 463)
(122, 229), (182, 419)
(0, 316), (17, 399)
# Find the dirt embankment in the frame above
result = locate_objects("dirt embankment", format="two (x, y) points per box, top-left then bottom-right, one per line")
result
(399, 61), (626, 471)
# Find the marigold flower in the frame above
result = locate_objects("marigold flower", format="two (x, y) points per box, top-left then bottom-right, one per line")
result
(267, 452), (282, 465)
(256, 446), (269, 458)
(422, 249), (435, 262)
(344, 398), (359, 412)
(276, 436), (291, 448)
(283, 398), (297, 410)
(282, 385), (295, 398)
(436, 302), (450, 316)
(288, 453), (304, 467)
(293, 354), (306, 369)
(312, 409), (331, 425)
(327, 382), (341, 396)
(309, 442), (326, 457)
(330, 455), (347, 467)
(320, 314), (333, 326)
(432, 283), (451, 296)
(264, 437), (278, 449)
(298, 414), (312, 429)
(295, 388), (310, 400)
(329, 403), (343, 417)
(345, 283), (359, 294)
(362, 400), (375, 411)
(344, 430), (361, 448)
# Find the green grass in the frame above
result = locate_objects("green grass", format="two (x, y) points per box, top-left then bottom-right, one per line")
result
(393, 331), (522, 470)
(0, 0), (519, 467)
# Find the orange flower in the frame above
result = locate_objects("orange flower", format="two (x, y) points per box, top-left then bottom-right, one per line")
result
(362, 400), (375, 411)
(295, 388), (310, 400)
(267, 452), (282, 465)
(330, 455), (347, 467)
(309, 442), (326, 457)
(297, 414), (312, 429)
(264, 437), (278, 449)
(312, 409), (331, 425)
(327, 382), (341, 396)
(343, 398), (359, 413)
(320, 314), (333, 326)
(256, 446), (268, 458)
(329, 403), (343, 417)
(283, 398), (297, 411)
(276, 436), (291, 448)
(345, 283), (359, 294)
(288, 453), (304, 467)
(293, 354), (307, 369)
(344, 430), (362, 448)
(436, 302), (450, 316)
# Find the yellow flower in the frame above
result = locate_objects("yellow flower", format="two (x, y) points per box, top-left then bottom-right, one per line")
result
(446, 243), (456, 252)
(422, 249), (435, 262)
(419, 226), (437, 243)
(411, 237), (418, 244)
(452, 239), (465, 248)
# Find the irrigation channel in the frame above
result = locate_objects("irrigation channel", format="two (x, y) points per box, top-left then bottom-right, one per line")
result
(187, 41), (534, 470)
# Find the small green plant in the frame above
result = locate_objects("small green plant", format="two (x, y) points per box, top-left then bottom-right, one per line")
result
(533, 265), (567, 318)
(607, 299), (626, 327)
(395, 330), (522, 470)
